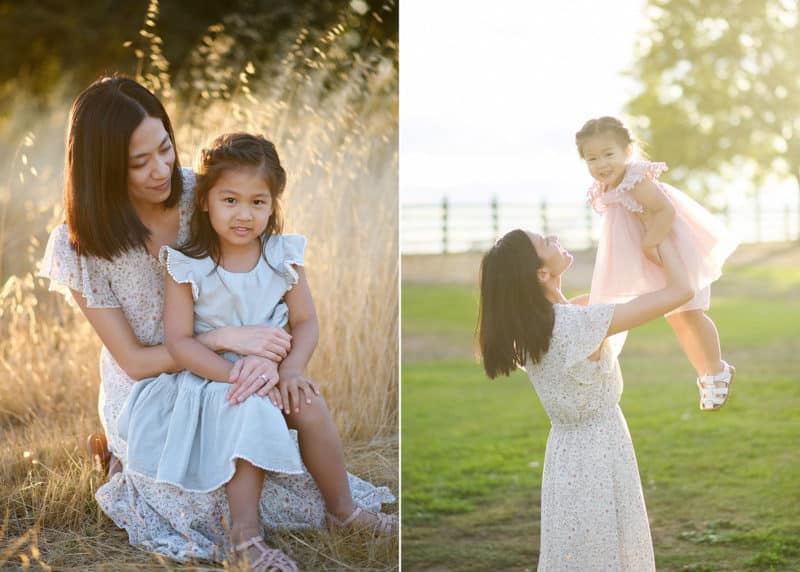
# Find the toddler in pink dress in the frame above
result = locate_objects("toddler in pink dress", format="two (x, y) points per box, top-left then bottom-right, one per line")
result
(577, 116), (739, 411)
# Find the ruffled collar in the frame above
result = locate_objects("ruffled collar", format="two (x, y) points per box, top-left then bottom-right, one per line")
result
(586, 160), (668, 214)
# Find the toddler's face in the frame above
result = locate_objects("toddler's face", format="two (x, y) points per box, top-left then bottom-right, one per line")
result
(581, 134), (630, 189)
(204, 167), (274, 249)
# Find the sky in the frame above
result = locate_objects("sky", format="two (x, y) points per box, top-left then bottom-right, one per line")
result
(400, 0), (650, 205)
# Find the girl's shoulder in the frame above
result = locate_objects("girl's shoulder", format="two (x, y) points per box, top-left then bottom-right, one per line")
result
(620, 160), (668, 192)
(590, 160), (668, 214)
(159, 245), (213, 300)
(263, 234), (307, 261)
(263, 234), (307, 288)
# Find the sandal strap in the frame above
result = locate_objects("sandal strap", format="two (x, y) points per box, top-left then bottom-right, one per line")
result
(328, 506), (398, 535)
(251, 548), (298, 572)
(234, 536), (297, 572)
(330, 505), (364, 528)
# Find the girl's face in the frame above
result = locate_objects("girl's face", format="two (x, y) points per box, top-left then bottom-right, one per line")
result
(204, 167), (274, 249)
(127, 116), (175, 208)
(581, 133), (631, 189)
(526, 231), (573, 277)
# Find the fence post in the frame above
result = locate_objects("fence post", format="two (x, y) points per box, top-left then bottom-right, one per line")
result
(755, 192), (762, 242)
(541, 198), (549, 236)
(785, 205), (791, 241)
(491, 195), (499, 243)
(441, 195), (449, 254)
(585, 201), (593, 249)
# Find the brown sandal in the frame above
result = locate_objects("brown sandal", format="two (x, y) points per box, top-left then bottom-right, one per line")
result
(86, 433), (111, 474)
(232, 536), (297, 572)
(327, 505), (398, 536)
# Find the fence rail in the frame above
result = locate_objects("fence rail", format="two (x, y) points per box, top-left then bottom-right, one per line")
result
(401, 197), (799, 254)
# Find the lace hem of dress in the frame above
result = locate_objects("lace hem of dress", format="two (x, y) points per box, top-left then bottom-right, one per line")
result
(126, 450), (307, 494)
(160, 246), (200, 300)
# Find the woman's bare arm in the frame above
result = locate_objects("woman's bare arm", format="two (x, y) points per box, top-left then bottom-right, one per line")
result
(71, 292), (179, 380)
(71, 289), (290, 381)
(607, 238), (693, 336)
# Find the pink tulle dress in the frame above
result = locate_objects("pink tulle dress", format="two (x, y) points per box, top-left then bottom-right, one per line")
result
(587, 160), (738, 315)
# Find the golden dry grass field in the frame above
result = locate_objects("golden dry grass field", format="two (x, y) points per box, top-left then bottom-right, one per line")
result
(0, 3), (398, 570)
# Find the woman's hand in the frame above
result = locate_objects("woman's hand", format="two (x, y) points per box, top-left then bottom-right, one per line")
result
(217, 326), (292, 361)
(643, 244), (663, 266)
(227, 355), (280, 404)
(276, 370), (321, 415)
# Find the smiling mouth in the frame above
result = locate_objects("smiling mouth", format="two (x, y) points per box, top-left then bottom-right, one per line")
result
(151, 180), (170, 192)
(232, 227), (251, 235)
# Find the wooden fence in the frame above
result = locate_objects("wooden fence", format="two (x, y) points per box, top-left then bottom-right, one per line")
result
(401, 197), (799, 254)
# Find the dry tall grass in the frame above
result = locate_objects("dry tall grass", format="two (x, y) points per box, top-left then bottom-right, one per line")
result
(0, 2), (397, 570)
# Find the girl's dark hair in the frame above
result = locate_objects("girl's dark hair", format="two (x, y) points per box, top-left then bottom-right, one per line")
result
(64, 75), (183, 259)
(181, 132), (286, 264)
(575, 116), (634, 159)
(478, 229), (555, 379)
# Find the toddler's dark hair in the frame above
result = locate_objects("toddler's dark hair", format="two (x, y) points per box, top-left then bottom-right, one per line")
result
(575, 116), (635, 159)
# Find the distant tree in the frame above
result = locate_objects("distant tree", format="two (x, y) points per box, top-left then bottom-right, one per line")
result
(626, 0), (799, 218)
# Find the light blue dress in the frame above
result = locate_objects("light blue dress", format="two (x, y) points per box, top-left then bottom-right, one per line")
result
(119, 235), (308, 492)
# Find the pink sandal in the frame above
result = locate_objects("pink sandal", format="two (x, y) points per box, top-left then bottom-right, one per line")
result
(327, 505), (398, 536)
(232, 536), (297, 572)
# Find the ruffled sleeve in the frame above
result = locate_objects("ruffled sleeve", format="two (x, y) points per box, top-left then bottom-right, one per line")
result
(38, 224), (120, 308)
(588, 161), (669, 214)
(159, 246), (200, 301)
(556, 304), (615, 369)
(264, 234), (306, 290)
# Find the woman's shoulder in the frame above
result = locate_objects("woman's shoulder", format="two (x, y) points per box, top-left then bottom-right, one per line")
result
(179, 167), (196, 208)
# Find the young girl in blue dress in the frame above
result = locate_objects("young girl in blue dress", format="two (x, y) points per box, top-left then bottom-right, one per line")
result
(119, 133), (396, 571)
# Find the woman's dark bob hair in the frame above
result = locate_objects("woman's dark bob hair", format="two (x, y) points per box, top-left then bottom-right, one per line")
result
(64, 75), (183, 259)
(478, 229), (555, 378)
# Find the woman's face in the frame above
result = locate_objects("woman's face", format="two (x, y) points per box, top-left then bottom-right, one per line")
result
(525, 231), (573, 277)
(127, 116), (175, 208)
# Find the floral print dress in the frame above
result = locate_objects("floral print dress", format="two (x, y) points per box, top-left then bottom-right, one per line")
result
(525, 303), (655, 571)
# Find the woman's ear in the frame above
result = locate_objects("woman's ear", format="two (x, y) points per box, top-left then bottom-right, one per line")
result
(537, 267), (550, 283)
(625, 144), (633, 158)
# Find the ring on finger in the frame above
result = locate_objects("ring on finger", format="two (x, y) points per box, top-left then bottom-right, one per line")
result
(258, 374), (268, 381)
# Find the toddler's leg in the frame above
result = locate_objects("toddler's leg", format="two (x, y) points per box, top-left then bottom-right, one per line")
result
(666, 310), (723, 376)
(226, 458), (266, 545)
(284, 396), (355, 518)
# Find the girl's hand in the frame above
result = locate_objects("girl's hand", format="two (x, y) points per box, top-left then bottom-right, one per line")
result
(277, 370), (321, 415)
(264, 386), (283, 410)
(643, 244), (663, 266)
(221, 326), (292, 361)
(227, 356), (280, 404)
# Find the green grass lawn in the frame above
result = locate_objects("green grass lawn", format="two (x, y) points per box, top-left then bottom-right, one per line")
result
(401, 278), (800, 571)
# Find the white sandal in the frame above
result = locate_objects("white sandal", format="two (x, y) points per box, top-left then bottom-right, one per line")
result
(232, 536), (297, 572)
(696, 361), (735, 412)
(327, 505), (398, 536)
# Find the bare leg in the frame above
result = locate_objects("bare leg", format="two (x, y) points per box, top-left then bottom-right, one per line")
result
(666, 310), (724, 376)
(226, 458), (266, 545)
(284, 396), (355, 519)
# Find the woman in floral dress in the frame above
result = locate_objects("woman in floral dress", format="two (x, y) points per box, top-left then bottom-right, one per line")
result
(477, 229), (693, 571)
(39, 76), (393, 562)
